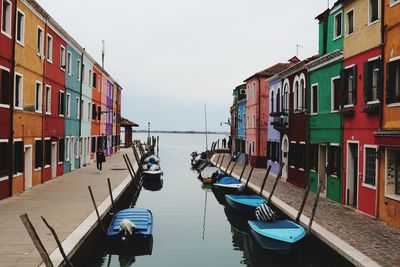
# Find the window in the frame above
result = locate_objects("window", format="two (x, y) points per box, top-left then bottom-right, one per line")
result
(80, 137), (83, 157)
(59, 138), (64, 163)
(246, 115), (249, 129)
(16, 9), (25, 44)
(364, 59), (381, 103)
(88, 102), (91, 120)
(369, 0), (379, 24)
(58, 91), (65, 116)
(253, 83), (256, 99)
(14, 141), (23, 174)
(334, 12), (342, 39)
(91, 137), (96, 153)
(346, 9), (354, 35)
(0, 141), (10, 177)
(276, 89), (281, 113)
(65, 138), (70, 161)
(46, 34), (53, 62)
(77, 60), (81, 81)
(93, 72), (97, 88)
(294, 81), (299, 111)
(267, 141), (280, 162)
(342, 66), (357, 106)
(296, 144), (306, 169)
(89, 70), (92, 87)
(283, 83), (289, 112)
(66, 93), (70, 117)
(67, 52), (72, 75)
(35, 82), (42, 112)
(45, 140), (51, 166)
(14, 73), (23, 108)
(92, 104), (97, 120)
(37, 27), (44, 56)
(311, 84), (318, 114)
(45, 85), (51, 114)
(74, 138), (78, 158)
(252, 114), (256, 128)
(82, 63), (85, 82)
(270, 91), (274, 113)
(60, 46), (66, 70)
(327, 145), (340, 176)
(289, 142), (296, 167)
(299, 79), (305, 111)
(386, 59), (400, 104)
(310, 144), (318, 171)
(331, 77), (341, 111)
(386, 149), (400, 195)
(81, 99), (84, 119)
(0, 67), (11, 106)
(1, 0), (11, 36)
(364, 147), (377, 187)
(76, 97), (79, 119)
(35, 140), (42, 169)
(97, 106), (101, 121)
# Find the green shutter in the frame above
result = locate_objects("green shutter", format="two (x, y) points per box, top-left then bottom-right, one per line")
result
(352, 66), (357, 105)
(364, 61), (371, 103)
(387, 62), (394, 104)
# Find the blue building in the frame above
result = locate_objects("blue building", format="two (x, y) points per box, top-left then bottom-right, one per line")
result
(234, 84), (246, 163)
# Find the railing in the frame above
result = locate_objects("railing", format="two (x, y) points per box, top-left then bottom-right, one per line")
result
(270, 112), (289, 130)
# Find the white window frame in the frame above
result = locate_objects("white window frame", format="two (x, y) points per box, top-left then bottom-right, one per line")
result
(67, 52), (72, 76)
(35, 81), (42, 113)
(77, 59), (81, 81)
(0, 65), (10, 108)
(14, 72), (23, 110)
(45, 85), (51, 115)
(345, 8), (355, 37)
(331, 76), (341, 113)
(252, 114), (256, 128)
(344, 64), (356, 108)
(65, 137), (70, 161)
(88, 69), (92, 87)
(37, 26), (44, 57)
(88, 102), (91, 121)
(1, 0), (12, 38)
(384, 148), (400, 201)
(390, 0), (400, 7)
(368, 0), (379, 26)
(46, 34), (53, 63)
(44, 137), (51, 168)
(333, 11), (343, 41)
(363, 145), (378, 190)
(283, 79), (290, 112)
(76, 97), (79, 119)
(60, 45), (66, 71)
(66, 93), (71, 117)
(0, 139), (9, 180)
(80, 99), (84, 119)
(311, 83), (319, 115)
(15, 8), (25, 45)
(246, 115), (249, 129)
(252, 83), (256, 99)
(82, 63), (85, 83)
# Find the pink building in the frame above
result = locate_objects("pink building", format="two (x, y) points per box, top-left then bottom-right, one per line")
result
(244, 58), (299, 167)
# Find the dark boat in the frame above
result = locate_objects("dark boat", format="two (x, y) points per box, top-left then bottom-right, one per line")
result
(224, 206), (251, 233)
(198, 167), (220, 184)
(107, 208), (153, 246)
(225, 194), (267, 215)
(248, 220), (306, 254)
(143, 177), (163, 191)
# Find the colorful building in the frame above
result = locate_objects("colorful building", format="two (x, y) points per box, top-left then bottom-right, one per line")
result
(375, 0), (400, 228)
(0, 0), (15, 199)
(235, 84), (246, 163)
(91, 64), (102, 161)
(106, 77), (113, 156)
(340, 0), (382, 216)
(244, 61), (295, 167)
(306, 4), (344, 203)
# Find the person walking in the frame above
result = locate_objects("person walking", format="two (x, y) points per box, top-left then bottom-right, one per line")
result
(96, 147), (106, 173)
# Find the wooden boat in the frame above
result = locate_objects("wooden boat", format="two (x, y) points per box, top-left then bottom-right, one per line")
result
(198, 167), (220, 184)
(247, 220), (306, 254)
(225, 194), (267, 215)
(107, 208), (153, 246)
(212, 176), (249, 195)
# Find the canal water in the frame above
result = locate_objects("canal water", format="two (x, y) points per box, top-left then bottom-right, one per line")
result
(87, 133), (353, 267)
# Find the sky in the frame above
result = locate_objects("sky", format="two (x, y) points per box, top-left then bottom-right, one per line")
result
(36, 0), (330, 132)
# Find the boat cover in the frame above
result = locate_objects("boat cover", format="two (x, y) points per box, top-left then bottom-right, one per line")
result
(248, 220), (306, 244)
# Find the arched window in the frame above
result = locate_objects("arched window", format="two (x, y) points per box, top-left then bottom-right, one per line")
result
(283, 83), (289, 113)
(300, 78), (305, 111)
(270, 91), (274, 113)
(295, 81), (299, 111)
(277, 88), (281, 113)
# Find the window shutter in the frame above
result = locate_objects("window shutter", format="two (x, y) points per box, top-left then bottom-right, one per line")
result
(377, 59), (382, 101)
(340, 69), (346, 107)
(386, 62), (394, 104)
(352, 65), (357, 105)
(364, 62), (371, 103)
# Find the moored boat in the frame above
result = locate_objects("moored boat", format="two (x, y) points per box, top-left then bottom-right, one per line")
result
(248, 220), (306, 254)
(225, 194), (267, 215)
(198, 167), (220, 184)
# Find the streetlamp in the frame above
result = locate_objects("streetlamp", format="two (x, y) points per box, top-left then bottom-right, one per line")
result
(147, 122), (151, 145)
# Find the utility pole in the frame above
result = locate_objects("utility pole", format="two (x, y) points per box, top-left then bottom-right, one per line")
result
(147, 122), (151, 145)
(101, 40), (105, 69)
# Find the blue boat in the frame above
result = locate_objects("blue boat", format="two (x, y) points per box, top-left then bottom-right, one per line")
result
(107, 208), (153, 245)
(218, 176), (241, 185)
(248, 220), (306, 253)
(225, 194), (267, 214)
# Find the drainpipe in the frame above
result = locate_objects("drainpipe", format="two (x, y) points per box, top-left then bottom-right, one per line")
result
(8, 0), (18, 197)
(257, 77), (261, 166)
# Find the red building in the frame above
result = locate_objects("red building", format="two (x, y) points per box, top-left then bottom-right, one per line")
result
(91, 64), (102, 161)
(43, 19), (67, 182)
(0, 0), (15, 199)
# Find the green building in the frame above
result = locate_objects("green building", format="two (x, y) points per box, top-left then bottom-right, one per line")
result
(306, 3), (344, 203)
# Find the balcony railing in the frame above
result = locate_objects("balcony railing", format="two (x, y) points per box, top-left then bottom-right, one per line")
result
(270, 113), (289, 131)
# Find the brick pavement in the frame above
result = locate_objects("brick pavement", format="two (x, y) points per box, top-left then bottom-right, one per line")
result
(0, 148), (136, 267)
(213, 154), (400, 267)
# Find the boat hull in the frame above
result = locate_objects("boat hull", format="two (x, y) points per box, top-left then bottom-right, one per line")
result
(143, 171), (163, 182)
(225, 195), (266, 215)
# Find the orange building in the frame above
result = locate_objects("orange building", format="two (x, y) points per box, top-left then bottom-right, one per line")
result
(91, 64), (102, 161)
(376, 0), (400, 228)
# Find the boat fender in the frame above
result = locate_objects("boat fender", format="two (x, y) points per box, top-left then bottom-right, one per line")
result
(255, 203), (278, 222)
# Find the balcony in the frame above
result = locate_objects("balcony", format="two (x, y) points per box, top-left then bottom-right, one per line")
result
(270, 113), (289, 131)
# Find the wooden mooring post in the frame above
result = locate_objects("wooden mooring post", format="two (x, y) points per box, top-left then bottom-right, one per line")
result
(295, 176), (313, 223)
(20, 214), (53, 267)
(307, 181), (323, 234)
(123, 154), (136, 181)
(107, 178), (114, 208)
(259, 165), (272, 195)
(88, 186), (105, 234)
(41, 216), (74, 267)
(268, 163), (284, 203)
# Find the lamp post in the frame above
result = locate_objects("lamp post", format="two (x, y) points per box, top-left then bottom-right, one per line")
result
(147, 122), (151, 145)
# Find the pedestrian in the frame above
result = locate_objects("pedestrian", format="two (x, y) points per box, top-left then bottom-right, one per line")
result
(96, 147), (106, 173)
(222, 138), (227, 148)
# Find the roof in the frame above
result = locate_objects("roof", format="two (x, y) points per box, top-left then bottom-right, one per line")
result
(244, 62), (297, 83)
(305, 50), (343, 72)
(315, 8), (330, 21)
(272, 55), (320, 80)
(120, 117), (139, 127)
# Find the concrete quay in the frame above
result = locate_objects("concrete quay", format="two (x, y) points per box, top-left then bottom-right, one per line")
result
(0, 148), (138, 267)
(213, 154), (400, 267)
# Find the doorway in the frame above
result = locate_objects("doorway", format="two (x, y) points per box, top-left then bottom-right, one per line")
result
(318, 144), (327, 197)
(281, 135), (289, 180)
(71, 138), (75, 171)
(346, 142), (359, 207)
(24, 145), (32, 190)
(51, 142), (57, 178)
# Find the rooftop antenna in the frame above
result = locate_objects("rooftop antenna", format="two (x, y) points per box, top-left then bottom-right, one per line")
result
(102, 40), (105, 69)
(296, 44), (304, 58)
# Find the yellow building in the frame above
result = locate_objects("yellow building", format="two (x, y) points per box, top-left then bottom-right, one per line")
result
(13, 0), (47, 193)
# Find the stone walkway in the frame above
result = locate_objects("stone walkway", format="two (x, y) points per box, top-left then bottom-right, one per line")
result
(0, 148), (136, 267)
(213, 154), (400, 267)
